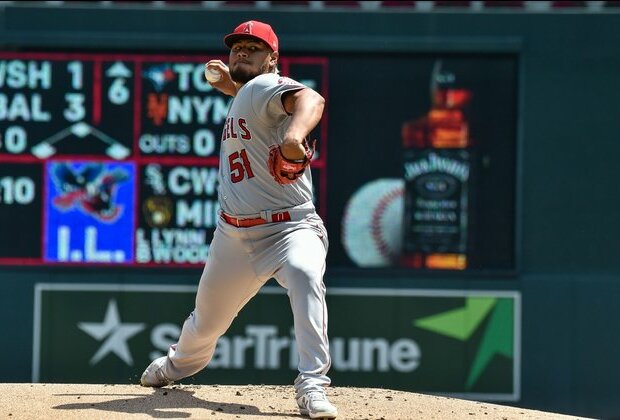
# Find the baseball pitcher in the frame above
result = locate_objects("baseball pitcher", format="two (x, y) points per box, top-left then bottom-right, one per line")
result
(140, 20), (337, 419)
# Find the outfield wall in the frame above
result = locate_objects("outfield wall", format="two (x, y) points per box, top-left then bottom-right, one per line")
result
(1, 4), (619, 419)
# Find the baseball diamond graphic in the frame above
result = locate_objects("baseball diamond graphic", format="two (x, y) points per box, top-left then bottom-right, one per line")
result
(31, 122), (131, 160)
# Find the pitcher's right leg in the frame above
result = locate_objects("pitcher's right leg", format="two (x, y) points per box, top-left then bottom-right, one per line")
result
(141, 225), (264, 386)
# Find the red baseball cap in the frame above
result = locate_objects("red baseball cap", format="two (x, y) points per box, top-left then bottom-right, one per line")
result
(224, 20), (279, 53)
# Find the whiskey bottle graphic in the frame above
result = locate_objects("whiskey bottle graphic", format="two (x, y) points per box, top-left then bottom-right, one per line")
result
(400, 61), (474, 270)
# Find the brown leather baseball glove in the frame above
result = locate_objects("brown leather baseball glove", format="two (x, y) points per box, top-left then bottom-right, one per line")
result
(268, 139), (316, 185)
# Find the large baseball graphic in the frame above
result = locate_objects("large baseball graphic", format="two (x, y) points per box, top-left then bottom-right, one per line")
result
(341, 178), (404, 267)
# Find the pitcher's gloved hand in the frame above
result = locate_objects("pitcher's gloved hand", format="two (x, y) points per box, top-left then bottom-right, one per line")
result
(268, 139), (316, 185)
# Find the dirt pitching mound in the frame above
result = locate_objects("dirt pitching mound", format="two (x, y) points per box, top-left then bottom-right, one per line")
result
(0, 383), (586, 419)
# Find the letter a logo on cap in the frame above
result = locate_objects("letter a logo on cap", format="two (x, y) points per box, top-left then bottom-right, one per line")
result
(224, 20), (279, 52)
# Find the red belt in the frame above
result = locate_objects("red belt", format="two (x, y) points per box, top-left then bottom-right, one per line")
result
(221, 211), (291, 227)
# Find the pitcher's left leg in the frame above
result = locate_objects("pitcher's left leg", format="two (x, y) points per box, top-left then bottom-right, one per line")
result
(274, 227), (331, 398)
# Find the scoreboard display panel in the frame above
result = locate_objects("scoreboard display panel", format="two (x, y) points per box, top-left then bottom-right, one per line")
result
(0, 52), (329, 266)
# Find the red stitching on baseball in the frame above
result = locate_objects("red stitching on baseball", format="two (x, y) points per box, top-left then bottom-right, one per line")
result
(370, 186), (403, 263)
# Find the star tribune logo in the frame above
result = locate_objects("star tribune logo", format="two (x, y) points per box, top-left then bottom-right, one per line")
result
(78, 299), (145, 366)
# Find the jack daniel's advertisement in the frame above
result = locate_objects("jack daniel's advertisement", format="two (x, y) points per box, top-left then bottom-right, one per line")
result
(339, 56), (517, 272)
(400, 61), (474, 270)
(402, 150), (471, 270)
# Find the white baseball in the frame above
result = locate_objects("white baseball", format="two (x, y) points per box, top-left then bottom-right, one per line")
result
(341, 178), (404, 267)
(205, 67), (221, 83)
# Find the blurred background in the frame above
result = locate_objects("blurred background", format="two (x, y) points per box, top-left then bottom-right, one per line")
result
(0, 1), (619, 418)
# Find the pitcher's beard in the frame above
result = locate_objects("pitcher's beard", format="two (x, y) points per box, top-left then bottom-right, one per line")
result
(231, 62), (271, 84)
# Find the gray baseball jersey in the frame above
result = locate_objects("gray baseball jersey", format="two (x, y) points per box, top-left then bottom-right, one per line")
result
(150, 71), (331, 401)
(218, 73), (314, 216)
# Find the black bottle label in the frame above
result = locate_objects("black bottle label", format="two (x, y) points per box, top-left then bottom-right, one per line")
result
(402, 149), (470, 254)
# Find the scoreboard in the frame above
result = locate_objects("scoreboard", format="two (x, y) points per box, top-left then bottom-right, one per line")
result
(0, 52), (328, 266)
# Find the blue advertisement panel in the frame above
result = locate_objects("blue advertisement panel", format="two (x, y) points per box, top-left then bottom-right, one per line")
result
(44, 160), (136, 263)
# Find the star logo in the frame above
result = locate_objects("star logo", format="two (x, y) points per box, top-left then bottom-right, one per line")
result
(413, 297), (514, 390)
(78, 299), (145, 366)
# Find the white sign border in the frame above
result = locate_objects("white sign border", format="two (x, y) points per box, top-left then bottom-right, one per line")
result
(33, 283), (521, 401)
